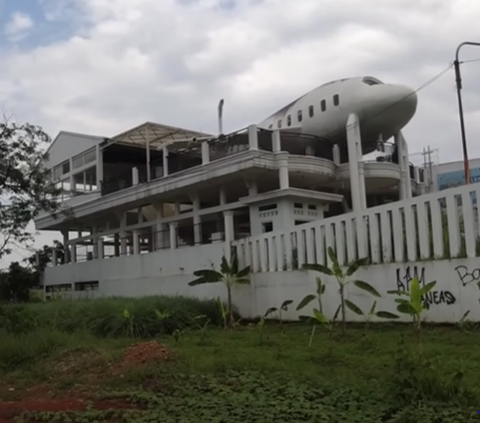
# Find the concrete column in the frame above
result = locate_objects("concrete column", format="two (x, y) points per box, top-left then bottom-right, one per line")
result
(132, 167), (139, 185)
(169, 222), (178, 249)
(133, 230), (140, 255)
(248, 124), (258, 150)
(219, 187), (227, 205)
(163, 146), (169, 177)
(97, 238), (104, 259)
(96, 144), (103, 188)
(401, 133), (412, 199)
(114, 233), (120, 257)
(92, 227), (98, 259)
(201, 141), (210, 164)
(395, 133), (407, 200)
(272, 130), (281, 152)
(52, 247), (58, 266)
(146, 140), (151, 181)
(120, 232), (127, 255)
(223, 210), (234, 260)
(276, 152), (289, 190)
(358, 162), (367, 209)
(333, 144), (341, 165)
(62, 230), (70, 263)
(154, 203), (164, 250)
(191, 193), (201, 245)
(346, 114), (362, 212)
(71, 243), (77, 263)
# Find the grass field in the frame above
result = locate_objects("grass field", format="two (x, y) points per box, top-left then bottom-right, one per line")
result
(1, 297), (480, 422)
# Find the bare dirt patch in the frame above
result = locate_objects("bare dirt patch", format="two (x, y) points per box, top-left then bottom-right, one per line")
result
(114, 341), (171, 373)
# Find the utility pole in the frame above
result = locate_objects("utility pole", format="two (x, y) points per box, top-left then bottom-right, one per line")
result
(453, 41), (480, 185)
(421, 146), (434, 192)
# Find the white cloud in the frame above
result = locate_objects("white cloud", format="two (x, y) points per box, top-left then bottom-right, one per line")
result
(1, 0), (480, 265)
(4, 12), (34, 40)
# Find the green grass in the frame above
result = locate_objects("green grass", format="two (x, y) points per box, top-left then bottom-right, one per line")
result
(2, 321), (480, 423)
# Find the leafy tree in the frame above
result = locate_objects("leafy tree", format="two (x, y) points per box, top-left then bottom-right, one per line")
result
(0, 261), (36, 303)
(188, 251), (250, 327)
(0, 120), (64, 259)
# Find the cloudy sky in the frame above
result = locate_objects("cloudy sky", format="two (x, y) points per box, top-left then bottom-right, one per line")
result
(1, 0), (480, 266)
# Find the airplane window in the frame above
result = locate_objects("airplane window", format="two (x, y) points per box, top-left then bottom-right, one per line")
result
(321, 100), (326, 112)
(333, 94), (339, 106)
(287, 115), (291, 126)
(268, 124), (273, 129)
(297, 110), (302, 122)
(277, 119), (282, 128)
(308, 105), (314, 118)
(362, 76), (383, 85)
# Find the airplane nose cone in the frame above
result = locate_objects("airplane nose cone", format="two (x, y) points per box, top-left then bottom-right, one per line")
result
(364, 83), (418, 134)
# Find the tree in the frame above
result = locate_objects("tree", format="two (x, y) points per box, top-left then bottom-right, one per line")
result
(0, 119), (64, 259)
(188, 251), (250, 327)
(0, 261), (37, 303)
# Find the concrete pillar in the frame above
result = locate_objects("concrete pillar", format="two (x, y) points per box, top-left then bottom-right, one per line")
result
(169, 222), (178, 249)
(401, 133), (412, 199)
(395, 133), (407, 200)
(223, 210), (234, 260)
(62, 230), (70, 263)
(276, 152), (289, 190)
(358, 162), (367, 209)
(52, 247), (58, 266)
(346, 114), (362, 212)
(333, 144), (341, 165)
(201, 141), (210, 164)
(219, 187), (227, 205)
(133, 230), (140, 254)
(71, 243), (77, 263)
(97, 238), (104, 259)
(154, 203), (164, 250)
(272, 130), (281, 152)
(114, 233), (120, 257)
(248, 124), (258, 150)
(146, 140), (151, 181)
(92, 227), (98, 259)
(132, 167), (139, 185)
(191, 193), (201, 245)
(120, 232), (127, 255)
(163, 146), (169, 177)
(96, 144), (103, 188)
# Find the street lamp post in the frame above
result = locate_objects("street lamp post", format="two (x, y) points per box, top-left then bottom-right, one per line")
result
(453, 41), (480, 185)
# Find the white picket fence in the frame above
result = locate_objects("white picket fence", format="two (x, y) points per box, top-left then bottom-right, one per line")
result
(233, 183), (480, 272)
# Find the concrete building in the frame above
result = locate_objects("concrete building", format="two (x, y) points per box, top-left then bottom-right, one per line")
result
(35, 75), (428, 298)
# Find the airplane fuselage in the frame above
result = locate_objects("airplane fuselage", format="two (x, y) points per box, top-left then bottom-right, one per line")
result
(258, 76), (417, 155)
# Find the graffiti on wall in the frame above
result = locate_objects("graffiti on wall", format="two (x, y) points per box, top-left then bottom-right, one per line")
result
(455, 265), (480, 287)
(394, 265), (456, 306)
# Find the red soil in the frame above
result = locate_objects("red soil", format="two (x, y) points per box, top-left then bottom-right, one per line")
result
(0, 398), (132, 423)
(114, 340), (171, 373)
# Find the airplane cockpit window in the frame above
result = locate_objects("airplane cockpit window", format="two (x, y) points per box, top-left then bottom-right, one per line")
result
(362, 76), (383, 86)
(277, 119), (282, 128)
(297, 110), (303, 122)
(333, 94), (339, 106)
(287, 115), (292, 126)
(308, 105), (314, 118)
(268, 124), (273, 129)
(321, 100), (326, 112)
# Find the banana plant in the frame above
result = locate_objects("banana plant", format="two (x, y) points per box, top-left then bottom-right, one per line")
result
(302, 246), (379, 335)
(265, 299), (293, 324)
(297, 277), (326, 313)
(345, 300), (398, 330)
(387, 276), (436, 350)
(300, 304), (341, 345)
(189, 251), (250, 327)
(154, 309), (172, 336)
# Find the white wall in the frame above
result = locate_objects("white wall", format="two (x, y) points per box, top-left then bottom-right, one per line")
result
(45, 132), (103, 169)
(43, 243), (228, 300)
(233, 258), (480, 323)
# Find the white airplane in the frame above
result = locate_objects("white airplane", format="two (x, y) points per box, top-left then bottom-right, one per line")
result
(257, 76), (417, 155)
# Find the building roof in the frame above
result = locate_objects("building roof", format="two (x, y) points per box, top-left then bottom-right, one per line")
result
(104, 121), (213, 149)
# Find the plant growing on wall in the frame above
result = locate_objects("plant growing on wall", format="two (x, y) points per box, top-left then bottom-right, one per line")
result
(188, 251), (250, 327)
(264, 300), (293, 325)
(387, 276), (436, 351)
(302, 246), (379, 335)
